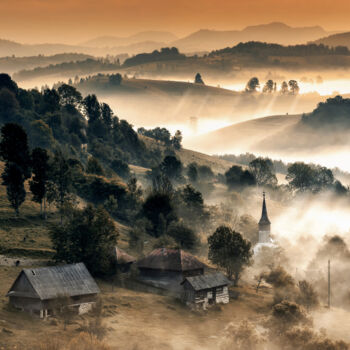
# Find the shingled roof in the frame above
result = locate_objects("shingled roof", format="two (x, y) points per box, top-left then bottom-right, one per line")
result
(7, 263), (100, 300)
(182, 272), (229, 291)
(137, 248), (207, 272)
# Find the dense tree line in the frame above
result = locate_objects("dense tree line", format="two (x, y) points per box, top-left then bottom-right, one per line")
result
(302, 95), (350, 129)
(13, 58), (121, 81)
(123, 47), (186, 67)
(209, 41), (350, 57)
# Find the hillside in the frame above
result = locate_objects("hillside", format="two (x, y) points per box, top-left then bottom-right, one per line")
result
(313, 31), (350, 49)
(172, 22), (328, 52)
(82, 31), (177, 47)
(185, 114), (302, 154)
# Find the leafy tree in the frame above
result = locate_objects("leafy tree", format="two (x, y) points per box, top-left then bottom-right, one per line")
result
(280, 81), (289, 94)
(57, 84), (82, 110)
(286, 162), (314, 192)
(167, 222), (198, 250)
(0, 89), (19, 120)
(249, 157), (277, 187)
(41, 88), (60, 113)
(109, 73), (122, 86)
(100, 103), (113, 129)
(110, 159), (130, 179)
(48, 150), (73, 224)
(142, 192), (176, 237)
(2, 163), (27, 216)
(0, 73), (18, 94)
(297, 280), (319, 311)
(0, 123), (31, 215)
(245, 77), (260, 92)
(171, 130), (182, 150)
(29, 120), (54, 149)
(225, 165), (256, 189)
(86, 156), (105, 176)
(195, 73), (205, 84)
(197, 165), (214, 181)
(208, 226), (252, 285)
(83, 94), (101, 125)
(153, 235), (178, 249)
(288, 80), (300, 95)
(50, 205), (119, 276)
(187, 162), (198, 183)
(30, 148), (50, 218)
(160, 155), (183, 181)
(263, 79), (274, 93)
(176, 184), (208, 227)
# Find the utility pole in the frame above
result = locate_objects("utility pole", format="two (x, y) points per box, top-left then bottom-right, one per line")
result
(328, 259), (331, 308)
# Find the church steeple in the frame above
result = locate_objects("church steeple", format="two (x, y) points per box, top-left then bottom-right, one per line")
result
(259, 192), (270, 226)
(258, 192), (271, 243)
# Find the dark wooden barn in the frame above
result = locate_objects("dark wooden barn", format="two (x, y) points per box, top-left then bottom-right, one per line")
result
(6, 263), (100, 318)
(181, 272), (230, 309)
(136, 248), (207, 293)
(137, 248), (207, 279)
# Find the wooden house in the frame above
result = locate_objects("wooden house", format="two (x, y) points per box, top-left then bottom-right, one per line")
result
(181, 272), (230, 309)
(6, 263), (100, 318)
(137, 248), (207, 279)
(136, 248), (207, 294)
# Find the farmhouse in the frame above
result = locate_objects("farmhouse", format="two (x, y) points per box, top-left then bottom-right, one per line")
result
(6, 263), (100, 318)
(137, 248), (207, 293)
(181, 272), (230, 309)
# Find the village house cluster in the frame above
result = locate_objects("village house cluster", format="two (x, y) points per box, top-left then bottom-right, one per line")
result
(6, 194), (271, 317)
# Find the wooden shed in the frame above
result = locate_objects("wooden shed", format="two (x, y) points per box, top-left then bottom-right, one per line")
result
(137, 248), (207, 280)
(181, 272), (230, 309)
(6, 263), (100, 318)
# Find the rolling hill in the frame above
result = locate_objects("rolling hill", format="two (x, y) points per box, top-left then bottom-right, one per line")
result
(81, 31), (177, 47)
(313, 32), (350, 49)
(184, 114), (302, 154)
(172, 22), (328, 52)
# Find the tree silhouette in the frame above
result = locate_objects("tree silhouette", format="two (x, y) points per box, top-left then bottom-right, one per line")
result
(195, 73), (205, 84)
(0, 123), (31, 215)
(208, 226), (252, 285)
(245, 77), (260, 92)
(30, 148), (50, 219)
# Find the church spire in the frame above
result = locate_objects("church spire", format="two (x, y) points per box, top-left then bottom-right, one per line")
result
(259, 192), (271, 225)
(258, 192), (271, 244)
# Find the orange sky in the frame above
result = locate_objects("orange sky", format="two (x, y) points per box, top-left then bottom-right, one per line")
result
(1, 0), (349, 44)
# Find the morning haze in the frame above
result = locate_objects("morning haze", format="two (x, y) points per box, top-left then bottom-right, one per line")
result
(1, 1), (350, 349)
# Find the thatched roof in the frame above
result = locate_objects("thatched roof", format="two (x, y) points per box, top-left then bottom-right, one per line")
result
(111, 246), (136, 264)
(182, 272), (229, 291)
(7, 263), (100, 300)
(137, 248), (207, 272)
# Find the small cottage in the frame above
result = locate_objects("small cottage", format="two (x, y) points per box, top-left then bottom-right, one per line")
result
(181, 272), (230, 309)
(6, 263), (100, 318)
(111, 246), (136, 272)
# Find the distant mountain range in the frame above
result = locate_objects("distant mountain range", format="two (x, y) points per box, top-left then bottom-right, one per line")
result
(0, 24), (335, 58)
(81, 31), (177, 48)
(312, 32), (350, 49)
(171, 22), (329, 52)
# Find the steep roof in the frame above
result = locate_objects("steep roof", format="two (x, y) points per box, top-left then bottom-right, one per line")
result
(111, 246), (136, 264)
(259, 192), (271, 225)
(137, 248), (207, 272)
(7, 263), (100, 300)
(182, 272), (229, 291)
